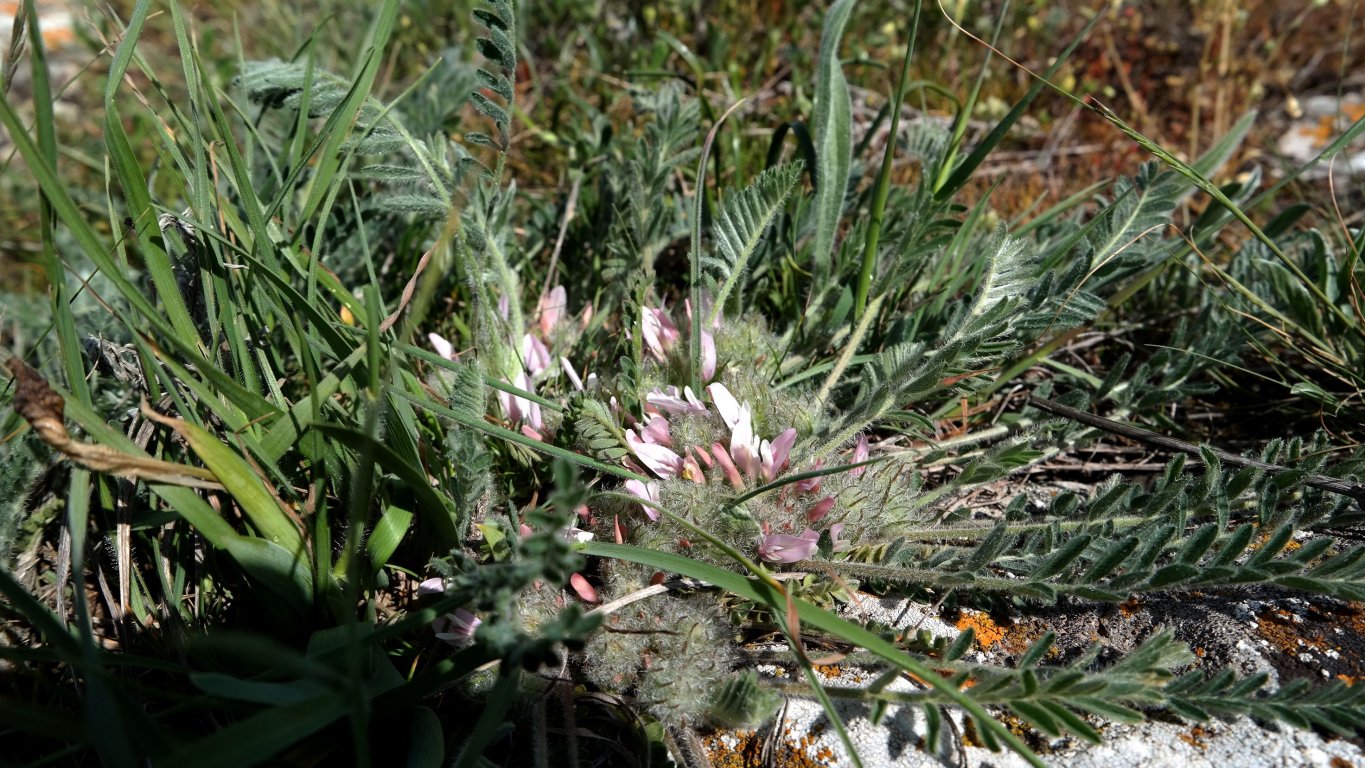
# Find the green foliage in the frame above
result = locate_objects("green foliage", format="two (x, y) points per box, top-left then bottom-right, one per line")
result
(3, 1), (1365, 766)
(706, 161), (803, 321)
(810, 0), (856, 282)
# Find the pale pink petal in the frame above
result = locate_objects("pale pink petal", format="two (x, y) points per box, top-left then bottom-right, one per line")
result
(797, 459), (824, 493)
(646, 386), (708, 415)
(626, 431), (682, 478)
(624, 479), (661, 521)
(757, 529), (820, 564)
(506, 371), (542, 431)
(850, 434), (870, 477)
(521, 333), (552, 376)
(428, 333), (457, 362)
(520, 424), (544, 442)
(707, 383), (743, 429)
(569, 573), (599, 604)
(417, 577), (446, 595)
(701, 331), (716, 382)
(561, 356), (585, 391)
(830, 523), (851, 553)
(808, 496), (836, 522)
(764, 428), (798, 481)
(497, 294), (510, 321)
(641, 415), (673, 447)
(497, 382), (522, 424)
(711, 442), (745, 489)
(538, 285), (567, 337)
(641, 306), (662, 357)
(692, 445), (714, 467)
(642, 306), (680, 360)
(433, 608), (481, 643)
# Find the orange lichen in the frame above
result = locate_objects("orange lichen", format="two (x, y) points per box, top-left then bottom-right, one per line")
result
(1257, 609), (1328, 656)
(955, 611), (1007, 650)
(1252, 601), (1365, 681)
(1177, 725), (1214, 750)
(703, 723), (836, 768)
(954, 610), (1045, 655)
(1250, 532), (1302, 554)
(1329, 756), (1355, 768)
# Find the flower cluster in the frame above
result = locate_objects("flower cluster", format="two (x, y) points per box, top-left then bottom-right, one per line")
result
(619, 362), (852, 566)
(431, 285), (596, 442)
(641, 301), (716, 383)
(417, 578), (481, 646)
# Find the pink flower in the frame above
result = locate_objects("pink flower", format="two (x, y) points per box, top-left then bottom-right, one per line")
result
(627, 428), (683, 478)
(849, 434), (870, 477)
(829, 523), (851, 554)
(624, 479), (661, 521)
(537, 285), (567, 337)
(757, 529), (819, 564)
(707, 383), (797, 484)
(428, 333), (458, 362)
(681, 454), (707, 484)
(498, 371), (543, 431)
(641, 305), (681, 361)
(761, 428), (797, 482)
(701, 330), (716, 382)
(417, 577), (446, 595)
(640, 415), (673, 447)
(521, 333), (552, 376)
(433, 609), (481, 645)
(646, 385), (707, 416)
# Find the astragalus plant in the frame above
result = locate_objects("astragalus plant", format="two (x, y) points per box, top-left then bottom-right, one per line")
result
(2, 0), (1364, 766)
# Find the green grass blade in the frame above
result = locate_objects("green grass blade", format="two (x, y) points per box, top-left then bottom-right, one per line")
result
(934, 9), (1101, 201)
(390, 388), (649, 482)
(312, 423), (460, 551)
(103, 0), (202, 348)
(160, 693), (349, 768)
(856, 0), (922, 321)
(144, 410), (304, 554)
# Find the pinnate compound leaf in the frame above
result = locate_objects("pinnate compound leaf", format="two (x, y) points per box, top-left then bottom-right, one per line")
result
(810, 0), (855, 280)
(707, 161), (803, 318)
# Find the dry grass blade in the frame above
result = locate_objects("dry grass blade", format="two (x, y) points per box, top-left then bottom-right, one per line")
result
(4, 358), (223, 490)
